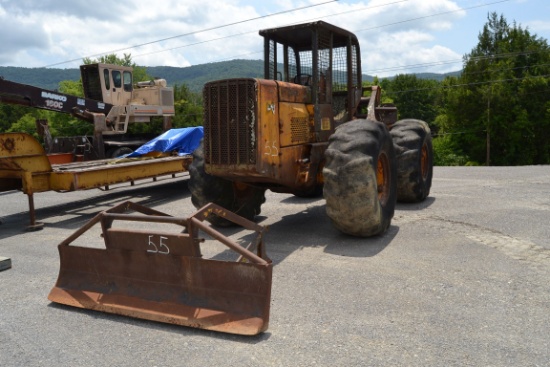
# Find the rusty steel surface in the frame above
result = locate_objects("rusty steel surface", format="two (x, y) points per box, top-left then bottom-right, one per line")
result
(48, 201), (272, 336)
(0, 132), (52, 174)
(277, 81), (311, 104)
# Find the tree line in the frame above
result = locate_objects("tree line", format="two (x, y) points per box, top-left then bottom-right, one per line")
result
(1, 13), (548, 166)
(381, 13), (550, 165)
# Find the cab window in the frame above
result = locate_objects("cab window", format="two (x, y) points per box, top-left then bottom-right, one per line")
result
(103, 69), (110, 90)
(123, 71), (133, 92)
(112, 71), (122, 88)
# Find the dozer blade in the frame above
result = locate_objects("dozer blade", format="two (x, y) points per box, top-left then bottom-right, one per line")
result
(48, 201), (272, 336)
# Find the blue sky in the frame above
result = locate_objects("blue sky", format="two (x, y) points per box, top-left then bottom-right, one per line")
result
(1, 0), (549, 77)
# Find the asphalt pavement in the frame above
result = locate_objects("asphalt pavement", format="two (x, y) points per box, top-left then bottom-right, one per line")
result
(0, 167), (549, 366)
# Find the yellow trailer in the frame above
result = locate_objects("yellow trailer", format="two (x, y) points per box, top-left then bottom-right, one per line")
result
(0, 132), (192, 229)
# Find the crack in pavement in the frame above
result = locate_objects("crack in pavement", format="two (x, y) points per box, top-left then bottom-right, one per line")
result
(393, 213), (550, 270)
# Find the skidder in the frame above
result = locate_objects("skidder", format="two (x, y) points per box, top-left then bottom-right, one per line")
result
(189, 21), (433, 237)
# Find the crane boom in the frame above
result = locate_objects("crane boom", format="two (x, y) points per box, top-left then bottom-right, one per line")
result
(0, 78), (113, 116)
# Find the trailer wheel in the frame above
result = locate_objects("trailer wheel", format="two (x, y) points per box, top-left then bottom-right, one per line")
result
(188, 142), (266, 227)
(323, 119), (397, 237)
(390, 119), (433, 202)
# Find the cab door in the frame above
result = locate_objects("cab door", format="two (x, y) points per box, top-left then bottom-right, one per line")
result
(98, 64), (133, 105)
(109, 68), (133, 105)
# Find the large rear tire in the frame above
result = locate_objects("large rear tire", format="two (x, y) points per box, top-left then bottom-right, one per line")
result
(323, 119), (397, 237)
(188, 142), (266, 227)
(390, 119), (433, 202)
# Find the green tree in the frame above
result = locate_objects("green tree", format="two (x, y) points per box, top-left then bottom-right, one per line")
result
(382, 74), (441, 129)
(7, 112), (45, 137)
(171, 83), (203, 128)
(58, 79), (84, 97)
(445, 12), (550, 165)
(0, 104), (28, 132)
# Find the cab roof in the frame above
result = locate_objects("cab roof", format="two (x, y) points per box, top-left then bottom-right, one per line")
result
(259, 21), (359, 51)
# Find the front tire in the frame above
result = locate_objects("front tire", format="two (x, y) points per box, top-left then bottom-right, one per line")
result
(390, 119), (433, 202)
(323, 119), (397, 237)
(188, 142), (266, 227)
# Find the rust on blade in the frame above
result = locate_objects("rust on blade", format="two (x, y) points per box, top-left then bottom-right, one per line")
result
(48, 201), (272, 336)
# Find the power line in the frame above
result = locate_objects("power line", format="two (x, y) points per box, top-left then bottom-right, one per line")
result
(365, 49), (550, 76)
(42, 0), (512, 73)
(48, 0), (418, 67)
(133, 0), (414, 60)
(384, 73), (550, 95)
(366, 58), (463, 74)
(355, 0), (511, 35)
(135, 0), (511, 74)
(39, 0), (527, 85)
(42, 0), (339, 68)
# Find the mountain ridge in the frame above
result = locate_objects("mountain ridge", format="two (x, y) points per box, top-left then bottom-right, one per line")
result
(0, 59), (461, 94)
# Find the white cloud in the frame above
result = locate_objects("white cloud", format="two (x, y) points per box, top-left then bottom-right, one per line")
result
(527, 20), (550, 33)
(3, 0), (546, 79)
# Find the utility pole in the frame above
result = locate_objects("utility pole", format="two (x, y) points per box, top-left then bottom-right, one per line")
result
(485, 93), (491, 166)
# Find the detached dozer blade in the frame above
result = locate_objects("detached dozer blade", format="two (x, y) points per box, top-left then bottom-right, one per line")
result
(48, 201), (272, 336)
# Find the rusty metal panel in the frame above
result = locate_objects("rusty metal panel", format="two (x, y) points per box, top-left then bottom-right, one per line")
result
(0, 133), (52, 172)
(48, 201), (272, 336)
(257, 79), (280, 178)
(49, 245), (271, 335)
(0, 133), (54, 194)
(315, 103), (335, 141)
(277, 81), (311, 103)
(279, 102), (311, 147)
(276, 145), (307, 188)
(202, 78), (284, 181)
(104, 228), (201, 257)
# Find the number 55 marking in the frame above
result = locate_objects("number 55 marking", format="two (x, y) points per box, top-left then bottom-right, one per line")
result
(147, 235), (170, 254)
(264, 141), (278, 157)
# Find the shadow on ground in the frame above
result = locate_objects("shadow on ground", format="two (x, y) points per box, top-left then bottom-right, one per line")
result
(0, 178), (191, 240)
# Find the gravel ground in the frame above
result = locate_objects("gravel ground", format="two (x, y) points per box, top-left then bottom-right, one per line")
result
(0, 166), (549, 366)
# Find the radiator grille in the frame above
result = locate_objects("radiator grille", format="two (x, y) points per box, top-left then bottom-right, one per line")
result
(203, 79), (257, 165)
(291, 117), (309, 143)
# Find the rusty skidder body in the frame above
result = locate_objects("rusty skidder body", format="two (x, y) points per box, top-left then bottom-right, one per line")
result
(190, 21), (433, 236)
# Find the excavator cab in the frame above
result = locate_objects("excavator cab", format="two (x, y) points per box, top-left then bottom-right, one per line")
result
(80, 63), (175, 134)
(80, 63), (134, 106)
(0, 62), (175, 159)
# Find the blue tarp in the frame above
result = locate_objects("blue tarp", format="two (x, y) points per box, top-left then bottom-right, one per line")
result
(127, 126), (204, 157)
